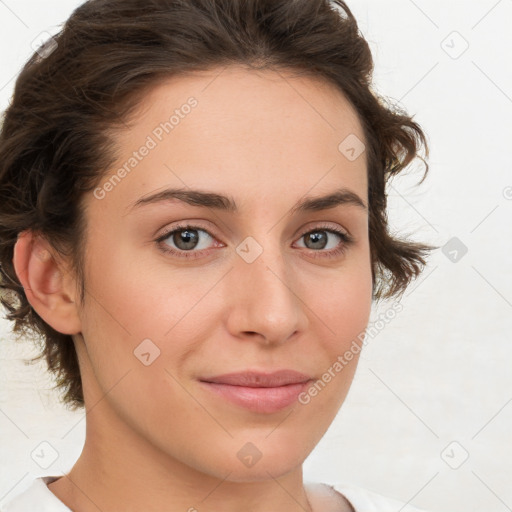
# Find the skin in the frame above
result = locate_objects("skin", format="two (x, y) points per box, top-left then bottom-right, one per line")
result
(13, 65), (372, 511)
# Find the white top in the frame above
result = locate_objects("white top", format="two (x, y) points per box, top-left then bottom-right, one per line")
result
(0, 476), (431, 512)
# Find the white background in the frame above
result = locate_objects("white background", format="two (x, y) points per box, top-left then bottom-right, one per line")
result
(0, 1), (511, 511)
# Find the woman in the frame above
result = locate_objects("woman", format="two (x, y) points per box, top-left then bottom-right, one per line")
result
(0, 0), (437, 510)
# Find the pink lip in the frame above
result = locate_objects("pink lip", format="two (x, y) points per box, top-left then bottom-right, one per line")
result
(199, 370), (314, 414)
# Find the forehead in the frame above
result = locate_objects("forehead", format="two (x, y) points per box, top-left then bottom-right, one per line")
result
(131, 65), (366, 143)
(95, 66), (368, 213)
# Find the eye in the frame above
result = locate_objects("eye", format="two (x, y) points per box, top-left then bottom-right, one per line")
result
(294, 223), (354, 259)
(156, 224), (221, 260)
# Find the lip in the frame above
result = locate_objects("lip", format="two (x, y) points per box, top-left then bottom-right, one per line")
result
(200, 370), (313, 387)
(199, 370), (314, 414)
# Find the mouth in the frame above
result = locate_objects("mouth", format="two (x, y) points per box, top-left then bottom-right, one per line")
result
(198, 370), (314, 414)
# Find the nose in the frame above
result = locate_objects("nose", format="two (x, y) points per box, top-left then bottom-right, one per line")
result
(224, 245), (309, 346)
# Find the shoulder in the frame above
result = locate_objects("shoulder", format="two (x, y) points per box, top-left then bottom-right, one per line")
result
(0, 477), (70, 512)
(327, 481), (433, 512)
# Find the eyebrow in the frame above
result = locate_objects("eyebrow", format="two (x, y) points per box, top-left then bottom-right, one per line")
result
(127, 186), (367, 214)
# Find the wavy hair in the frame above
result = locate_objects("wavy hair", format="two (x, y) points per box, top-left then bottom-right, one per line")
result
(0, 0), (436, 409)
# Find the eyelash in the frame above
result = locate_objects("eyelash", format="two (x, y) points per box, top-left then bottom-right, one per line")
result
(155, 222), (354, 260)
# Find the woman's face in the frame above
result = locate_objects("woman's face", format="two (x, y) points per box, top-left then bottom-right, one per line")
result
(74, 66), (373, 481)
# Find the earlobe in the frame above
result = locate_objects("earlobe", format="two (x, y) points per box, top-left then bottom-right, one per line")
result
(12, 230), (82, 335)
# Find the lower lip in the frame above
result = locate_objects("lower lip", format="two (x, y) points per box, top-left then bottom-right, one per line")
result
(199, 380), (313, 414)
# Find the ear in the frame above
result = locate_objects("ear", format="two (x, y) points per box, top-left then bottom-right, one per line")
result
(12, 230), (82, 335)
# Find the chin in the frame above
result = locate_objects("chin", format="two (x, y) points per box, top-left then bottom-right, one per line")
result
(218, 459), (304, 484)
(196, 436), (310, 483)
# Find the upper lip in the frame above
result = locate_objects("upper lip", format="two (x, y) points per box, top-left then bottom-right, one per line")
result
(200, 370), (313, 387)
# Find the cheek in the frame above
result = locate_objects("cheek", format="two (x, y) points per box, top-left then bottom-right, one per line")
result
(312, 258), (373, 348)
(82, 229), (192, 338)
(302, 259), (372, 413)
(78, 233), (220, 401)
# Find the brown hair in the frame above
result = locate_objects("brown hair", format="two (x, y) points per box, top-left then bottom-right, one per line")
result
(0, 0), (436, 409)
